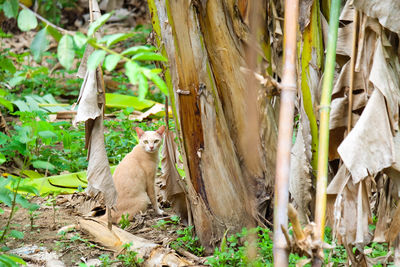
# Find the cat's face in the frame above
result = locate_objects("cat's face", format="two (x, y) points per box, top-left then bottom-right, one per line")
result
(136, 126), (165, 153)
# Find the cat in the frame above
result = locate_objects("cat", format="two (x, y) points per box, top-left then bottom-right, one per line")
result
(105, 125), (165, 224)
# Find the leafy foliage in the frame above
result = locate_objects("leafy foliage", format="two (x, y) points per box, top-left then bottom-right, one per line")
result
(170, 226), (205, 257)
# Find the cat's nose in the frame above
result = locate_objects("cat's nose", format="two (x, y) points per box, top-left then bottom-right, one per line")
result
(150, 146), (154, 150)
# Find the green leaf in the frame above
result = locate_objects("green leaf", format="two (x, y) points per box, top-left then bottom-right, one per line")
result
(73, 32), (87, 49)
(57, 35), (75, 70)
(0, 188), (12, 206)
(105, 93), (154, 111)
(125, 61), (139, 84)
(2, 0), (19, 18)
(131, 51), (167, 62)
(20, 170), (43, 179)
(137, 73), (148, 100)
(0, 153), (6, 165)
(104, 54), (120, 71)
(32, 160), (55, 171)
(17, 8), (38, 32)
(0, 56), (16, 73)
(87, 12), (112, 37)
(0, 253), (25, 266)
(30, 28), (49, 62)
(121, 46), (156, 56)
(145, 71), (169, 96)
(16, 185), (39, 195)
(99, 32), (135, 47)
(12, 100), (30, 112)
(8, 76), (25, 87)
(38, 130), (57, 139)
(10, 230), (24, 239)
(87, 50), (107, 71)
(0, 97), (13, 112)
(46, 24), (62, 42)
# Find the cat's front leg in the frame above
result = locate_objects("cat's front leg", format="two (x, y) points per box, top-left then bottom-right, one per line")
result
(147, 179), (164, 215)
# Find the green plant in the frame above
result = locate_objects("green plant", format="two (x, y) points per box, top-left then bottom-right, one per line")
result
(153, 215), (180, 229)
(116, 242), (144, 266)
(99, 254), (113, 267)
(170, 226), (204, 257)
(118, 213), (131, 230)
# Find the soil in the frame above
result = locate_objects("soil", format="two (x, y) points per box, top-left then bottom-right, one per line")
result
(0, 194), (187, 266)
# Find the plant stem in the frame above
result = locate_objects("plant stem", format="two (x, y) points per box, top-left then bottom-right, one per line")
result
(273, 0), (299, 265)
(0, 176), (22, 242)
(19, 3), (74, 35)
(314, 0), (341, 262)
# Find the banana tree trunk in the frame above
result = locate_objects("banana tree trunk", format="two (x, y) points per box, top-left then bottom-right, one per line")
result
(148, 0), (278, 250)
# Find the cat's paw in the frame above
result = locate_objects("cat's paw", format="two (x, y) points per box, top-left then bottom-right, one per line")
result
(155, 208), (164, 216)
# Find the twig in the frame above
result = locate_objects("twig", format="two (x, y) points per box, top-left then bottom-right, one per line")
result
(346, 10), (358, 133)
(175, 248), (206, 264)
(19, 3), (75, 35)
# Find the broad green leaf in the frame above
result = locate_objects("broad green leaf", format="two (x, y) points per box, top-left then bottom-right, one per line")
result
(17, 8), (38, 31)
(0, 208), (3, 214)
(57, 35), (75, 70)
(131, 51), (167, 62)
(125, 61), (139, 84)
(8, 76), (25, 87)
(46, 24), (62, 42)
(17, 185), (39, 195)
(105, 93), (154, 111)
(10, 230), (24, 239)
(104, 54), (120, 71)
(87, 50), (107, 70)
(0, 253), (25, 266)
(38, 130), (57, 139)
(121, 45), (156, 56)
(0, 188), (12, 206)
(18, 166), (116, 196)
(137, 73), (148, 100)
(0, 153), (5, 165)
(20, 170), (43, 179)
(0, 97), (13, 112)
(99, 33), (135, 47)
(146, 71), (169, 96)
(0, 56), (16, 73)
(30, 28), (49, 62)
(87, 12), (112, 37)
(73, 32), (87, 49)
(2, 0), (19, 18)
(32, 160), (55, 171)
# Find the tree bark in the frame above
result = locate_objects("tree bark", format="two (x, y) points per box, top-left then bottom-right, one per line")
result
(148, 0), (278, 250)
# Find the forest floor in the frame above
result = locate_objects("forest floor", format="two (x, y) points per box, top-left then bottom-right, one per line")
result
(0, 193), (188, 266)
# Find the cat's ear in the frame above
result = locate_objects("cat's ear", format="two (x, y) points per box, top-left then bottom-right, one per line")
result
(156, 125), (166, 136)
(135, 127), (145, 138)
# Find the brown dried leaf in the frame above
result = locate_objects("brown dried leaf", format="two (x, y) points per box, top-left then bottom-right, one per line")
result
(85, 116), (117, 208)
(354, 0), (400, 34)
(160, 130), (187, 221)
(338, 89), (394, 183)
(289, 122), (312, 225)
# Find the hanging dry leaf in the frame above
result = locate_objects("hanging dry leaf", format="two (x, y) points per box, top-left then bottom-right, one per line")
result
(85, 116), (117, 208)
(338, 89), (394, 183)
(354, 0), (400, 34)
(73, 0), (117, 208)
(160, 129), (188, 222)
(289, 122), (312, 225)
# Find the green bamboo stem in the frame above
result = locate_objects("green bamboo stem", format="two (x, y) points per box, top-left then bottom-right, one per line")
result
(314, 0), (341, 244)
(273, 0), (299, 265)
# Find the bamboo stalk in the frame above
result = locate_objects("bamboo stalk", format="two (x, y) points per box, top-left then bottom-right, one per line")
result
(273, 0), (299, 265)
(313, 0), (341, 263)
(347, 10), (358, 133)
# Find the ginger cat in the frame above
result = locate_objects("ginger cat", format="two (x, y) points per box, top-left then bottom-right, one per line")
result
(106, 125), (165, 223)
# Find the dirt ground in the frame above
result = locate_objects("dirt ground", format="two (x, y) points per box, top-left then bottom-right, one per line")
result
(0, 193), (186, 266)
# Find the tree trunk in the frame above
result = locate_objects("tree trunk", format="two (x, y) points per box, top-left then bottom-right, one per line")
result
(148, 0), (278, 250)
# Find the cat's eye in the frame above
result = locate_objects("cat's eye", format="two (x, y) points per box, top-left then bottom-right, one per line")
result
(144, 140), (148, 144)
(154, 140), (159, 143)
